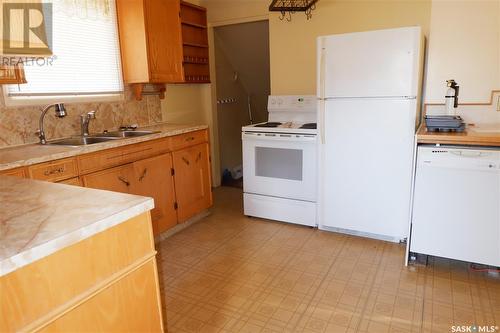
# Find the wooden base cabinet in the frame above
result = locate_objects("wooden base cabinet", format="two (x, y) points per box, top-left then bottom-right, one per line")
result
(82, 164), (135, 194)
(0, 212), (164, 332)
(82, 154), (178, 235)
(173, 143), (212, 222)
(1, 130), (213, 236)
(132, 154), (178, 234)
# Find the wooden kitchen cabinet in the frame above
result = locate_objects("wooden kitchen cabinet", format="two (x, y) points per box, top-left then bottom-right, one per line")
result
(82, 164), (136, 194)
(82, 153), (180, 235)
(132, 154), (178, 234)
(116, 0), (209, 100)
(116, 0), (184, 99)
(172, 143), (212, 222)
(0, 212), (163, 332)
(1, 129), (212, 236)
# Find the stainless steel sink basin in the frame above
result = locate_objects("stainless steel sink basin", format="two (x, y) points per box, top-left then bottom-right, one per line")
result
(48, 136), (119, 146)
(93, 130), (159, 138)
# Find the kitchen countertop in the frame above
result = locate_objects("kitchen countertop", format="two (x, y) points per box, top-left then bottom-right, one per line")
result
(0, 122), (208, 171)
(417, 123), (500, 147)
(0, 176), (154, 277)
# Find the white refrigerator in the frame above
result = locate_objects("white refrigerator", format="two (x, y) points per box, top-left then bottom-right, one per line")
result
(317, 27), (424, 242)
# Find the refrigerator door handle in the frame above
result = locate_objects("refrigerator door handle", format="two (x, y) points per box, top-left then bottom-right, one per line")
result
(319, 44), (326, 144)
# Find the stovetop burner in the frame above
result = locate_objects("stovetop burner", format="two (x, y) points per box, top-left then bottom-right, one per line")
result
(254, 122), (283, 128)
(300, 123), (317, 129)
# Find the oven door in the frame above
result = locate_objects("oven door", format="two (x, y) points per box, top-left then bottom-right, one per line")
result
(242, 132), (317, 202)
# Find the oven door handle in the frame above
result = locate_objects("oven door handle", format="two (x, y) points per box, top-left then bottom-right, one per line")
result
(242, 132), (317, 142)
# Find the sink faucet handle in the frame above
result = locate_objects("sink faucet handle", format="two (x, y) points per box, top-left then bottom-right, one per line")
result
(86, 110), (96, 119)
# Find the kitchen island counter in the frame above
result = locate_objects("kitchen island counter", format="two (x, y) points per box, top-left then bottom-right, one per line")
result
(0, 176), (153, 276)
(0, 176), (164, 332)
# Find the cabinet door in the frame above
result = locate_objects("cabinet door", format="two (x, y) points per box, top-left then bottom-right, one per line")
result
(131, 154), (177, 235)
(172, 143), (212, 222)
(82, 164), (135, 194)
(144, 0), (184, 82)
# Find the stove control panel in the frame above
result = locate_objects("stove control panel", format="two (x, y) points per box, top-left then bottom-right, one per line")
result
(268, 95), (317, 112)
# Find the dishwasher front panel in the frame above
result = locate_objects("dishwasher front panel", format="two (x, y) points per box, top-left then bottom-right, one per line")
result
(410, 146), (500, 266)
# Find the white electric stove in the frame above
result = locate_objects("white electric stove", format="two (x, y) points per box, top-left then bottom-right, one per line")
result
(242, 95), (318, 227)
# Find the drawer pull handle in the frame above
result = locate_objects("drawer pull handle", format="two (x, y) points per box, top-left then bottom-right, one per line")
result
(195, 152), (202, 162)
(44, 166), (65, 176)
(139, 168), (148, 181)
(118, 176), (130, 186)
(185, 136), (195, 142)
(182, 157), (190, 165)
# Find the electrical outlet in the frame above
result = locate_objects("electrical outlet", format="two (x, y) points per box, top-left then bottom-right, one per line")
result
(497, 96), (500, 111)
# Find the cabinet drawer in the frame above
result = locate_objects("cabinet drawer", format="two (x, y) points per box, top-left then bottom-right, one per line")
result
(78, 139), (168, 174)
(169, 129), (208, 151)
(28, 158), (78, 182)
(121, 139), (167, 165)
(0, 167), (27, 178)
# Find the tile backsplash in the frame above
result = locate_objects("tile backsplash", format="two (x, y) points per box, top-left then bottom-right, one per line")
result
(0, 86), (163, 148)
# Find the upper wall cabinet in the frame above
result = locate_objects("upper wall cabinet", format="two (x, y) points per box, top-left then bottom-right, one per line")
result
(116, 0), (184, 84)
(116, 0), (210, 100)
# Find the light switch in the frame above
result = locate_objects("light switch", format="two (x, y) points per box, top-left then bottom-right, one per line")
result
(497, 96), (500, 111)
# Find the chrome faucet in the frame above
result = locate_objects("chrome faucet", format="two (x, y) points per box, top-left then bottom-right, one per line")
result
(80, 110), (96, 136)
(38, 103), (67, 144)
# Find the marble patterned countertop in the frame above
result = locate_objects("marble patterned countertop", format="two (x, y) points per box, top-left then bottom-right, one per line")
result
(0, 176), (154, 277)
(0, 122), (208, 171)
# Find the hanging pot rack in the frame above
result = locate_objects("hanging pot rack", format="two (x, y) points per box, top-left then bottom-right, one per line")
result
(269, 0), (318, 21)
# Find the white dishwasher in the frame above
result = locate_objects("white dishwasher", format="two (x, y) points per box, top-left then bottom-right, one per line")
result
(410, 146), (500, 266)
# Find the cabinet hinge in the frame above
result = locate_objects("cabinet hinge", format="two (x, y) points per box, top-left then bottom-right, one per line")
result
(174, 202), (178, 210)
(171, 168), (175, 176)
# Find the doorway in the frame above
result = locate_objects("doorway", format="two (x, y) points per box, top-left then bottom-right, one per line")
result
(214, 20), (270, 188)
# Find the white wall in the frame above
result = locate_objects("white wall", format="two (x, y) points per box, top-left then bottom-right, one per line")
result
(425, 0), (500, 103)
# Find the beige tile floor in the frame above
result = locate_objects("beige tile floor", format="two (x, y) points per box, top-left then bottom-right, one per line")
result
(156, 187), (500, 333)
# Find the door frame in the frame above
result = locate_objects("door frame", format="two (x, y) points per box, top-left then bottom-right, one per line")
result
(206, 16), (270, 187)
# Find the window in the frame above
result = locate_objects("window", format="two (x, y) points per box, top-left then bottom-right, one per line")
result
(5, 0), (123, 104)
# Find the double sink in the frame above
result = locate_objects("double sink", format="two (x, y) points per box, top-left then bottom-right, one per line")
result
(49, 130), (159, 146)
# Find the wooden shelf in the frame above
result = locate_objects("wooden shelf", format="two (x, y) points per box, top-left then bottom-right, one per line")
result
(183, 42), (208, 48)
(181, 21), (207, 29)
(183, 59), (209, 64)
(180, 0), (210, 84)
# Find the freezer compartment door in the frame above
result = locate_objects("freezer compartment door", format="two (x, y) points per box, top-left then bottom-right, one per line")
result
(318, 98), (417, 240)
(410, 147), (500, 266)
(318, 27), (422, 98)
